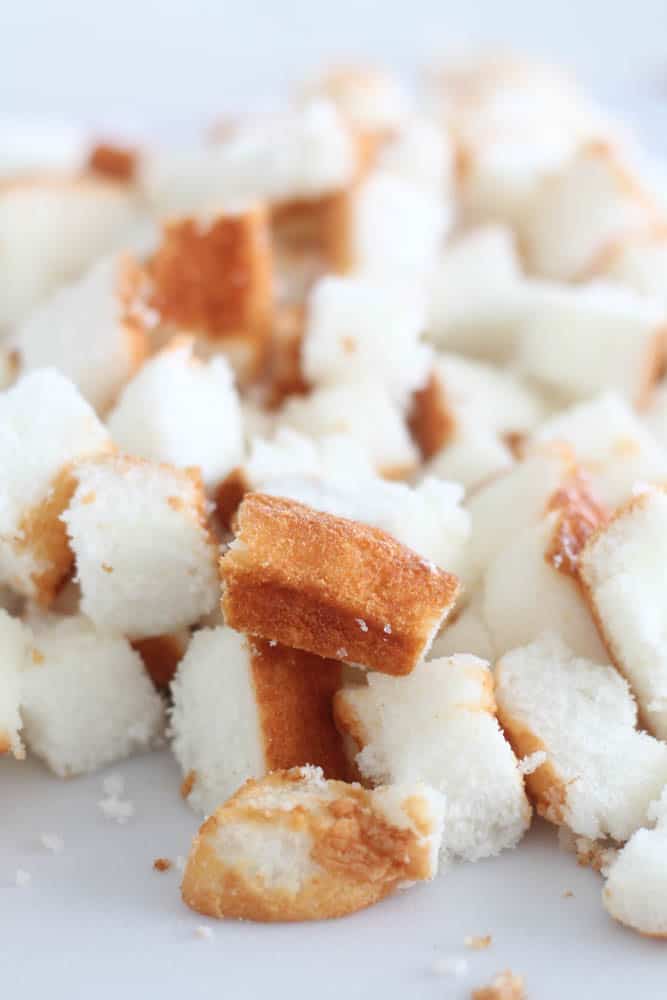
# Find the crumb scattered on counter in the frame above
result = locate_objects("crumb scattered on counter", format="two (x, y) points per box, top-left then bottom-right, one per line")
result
(465, 934), (492, 950)
(472, 969), (526, 1000)
(432, 955), (468, 977)
(15, 869), (31, 888)
(153, 857), (172, 872)
(195, 925), (214, 940)
(40, 832), (64, 853)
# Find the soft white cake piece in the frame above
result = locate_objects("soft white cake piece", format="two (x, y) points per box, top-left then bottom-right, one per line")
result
(495, 634), (667, 841)
(427, 225), (526, 361)
(379, 117), (453, 194)
(170, 627), (345, 815)
(20, 614), (165, 776)
(0, 174), (139, 326)
(594, 227), (667, 307)
(300, 67), (410, 134)
(516, 281), (665, 407)
(301, 276), (431, 407)
(0, 609), (29, 757)
(107, 338), (243, 488)
(351, 169), (449, 293)
(279, 379), (419, 477)
(244, 428), (374, 491)
(182, 767), (444, 922)
(465, 445), (574, 591)
(603, 788), (667, 937)
(11, 255), (146, 413)
(62, 455), (219, 638)
(535, 393), (667, 507)
(334, 655), (530, 862)
(428, 593), (495, 662)
(482, 516), (607, 660)
(521, 142), (655, 280)
(0, 369), (112, 603)
(261, 475), (470, 576)
(141, 100), (355, 216)
(425, 428), (513, 494)
(579, 487), (667, 740)
(433, 352), (547, 437)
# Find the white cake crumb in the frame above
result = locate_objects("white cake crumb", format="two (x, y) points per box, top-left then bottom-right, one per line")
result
(40, 833), (64, 854)
(383, 623), (392, 634)
(195, 925), (214, 940)
(518, 750), (547, 776)
(98, 796), (135, 823)
(175, 855), (187, 872)
(102, 773), (125, 798)
(356, 618), (369, 632)
(431, 955), (469, 977)
(15, 869), (31, 887)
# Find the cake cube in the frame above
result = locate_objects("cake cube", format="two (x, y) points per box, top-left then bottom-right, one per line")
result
(181, 766), (444, 922)
(0, 369), (112, 603)
(20, 614), (165, 776)
(220, 493), (460, 675)
(334, 654), (531, 861)
(107, 338), (243, 488)
(170, 626), (347, 814)
(62, 455), (219, 638)
(495, 634), (667, 841)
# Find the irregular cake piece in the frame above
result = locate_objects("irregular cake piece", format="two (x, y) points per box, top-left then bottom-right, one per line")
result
(516, 281), (665, 407)
(334, 654), (530, 861)
(170, 627), (347, 814)
(0, 173), (140, 326)
(603, 788), (667, 937)
(21, 614), (165, 776)
(301, 276), (432, 408)
(141, 100), (356, 216)
(62, 455), (219, 638)
(465, 445), (575, 590)
(482, 478), (608, 659)
(221, 493), (460, 675)
(495, 634), (667, 841)
(107, 338), (243, 488)
(350, 169), (449, 292)
(428, 225), (525, 361)
(259, 474), (470, 578)
(279, 379), (420, 478)
(534, 393), (667, 508)
(10, 254), (148, 413)
(181, 767), (444, 922)
(520, 141), (655, 280)
(0, 609), (29, 757)
(144, 207), (273, 383)
(579, 487), (667, 740)
(0, 369), (112, 604)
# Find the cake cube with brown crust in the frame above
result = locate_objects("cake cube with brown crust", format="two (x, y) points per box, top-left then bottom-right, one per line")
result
(170, 626), (347, 814)
(220, 493), (460, 675)
(181, 766), (444, 922)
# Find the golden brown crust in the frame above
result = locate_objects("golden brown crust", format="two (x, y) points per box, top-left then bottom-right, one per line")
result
(132, 632), (189, 689)
(472, 969), (526, 1000)
(494, 693), (566, 826)
(147, 208), (273, 380)
(249, 638), (348, 779)
(545, 474), (609, 579)
(408, 371), (456, 460)
(0, 733), (12, 755)
(332, 689), (371, 756)
(221, 493), (460, 675)
(264, 303), (310, 408)
(214, 467), (251, 532)
(181, 769), (197, 800)
(88, 143), (138, 183)
(182, 768), (435, 922)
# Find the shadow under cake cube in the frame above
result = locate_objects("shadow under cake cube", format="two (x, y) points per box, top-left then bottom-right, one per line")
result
(0, 369), (113, 604)
(170, 626), (347, 815)
(220, 493), (460, 675)
(62, 455), (219, 638)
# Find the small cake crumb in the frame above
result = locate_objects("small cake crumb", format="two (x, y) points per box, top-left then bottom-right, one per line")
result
(103, 773), (125, 798)
(268, 639), (278, 647)
(432, 955), (468, 977)
(98, 796), (135, 823)
(383, 623), (392, 634)
(465, 934), (492, 950)
(195, 925), (214, 940)
(40, 833), (64, 854)
(472, 969), (525, 1000)
(153, 857), (172, 872)
(181, 769), (197, 799)
(175, 855), (187, 872)
(15, 869), (31, 887)
(563, 889), (574, 898)
(356, 618), (369, 632)
(518, 750), (547, 776)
